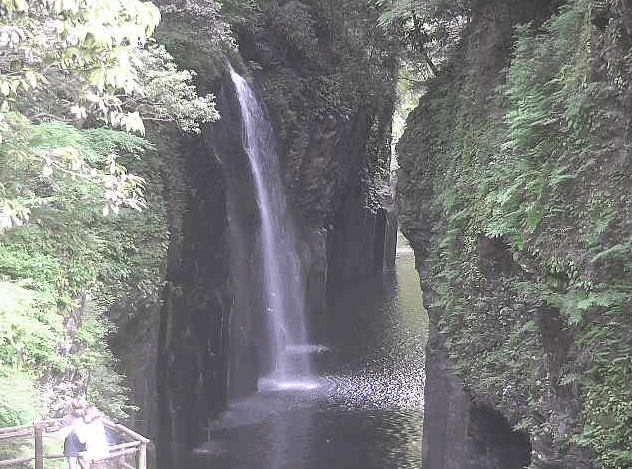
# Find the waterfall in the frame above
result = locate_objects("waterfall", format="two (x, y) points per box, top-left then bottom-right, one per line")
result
(229, 66), (310, 382)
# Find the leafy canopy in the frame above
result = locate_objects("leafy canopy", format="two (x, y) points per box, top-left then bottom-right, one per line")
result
(0, 0), (219, 231)
(376, 0), (468, 76)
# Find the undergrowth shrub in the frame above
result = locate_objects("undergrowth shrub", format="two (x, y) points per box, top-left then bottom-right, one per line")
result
(0, 123), (168, 425)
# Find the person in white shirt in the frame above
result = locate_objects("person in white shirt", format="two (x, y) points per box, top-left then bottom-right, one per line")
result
(83, 405), (110, 465)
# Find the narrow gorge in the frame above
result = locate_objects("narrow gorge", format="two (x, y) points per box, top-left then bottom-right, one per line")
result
(2, 1), (630, 469)
(96, 0), (632, 467)
(148, 2), (404, 467)
(132, 1), (632, 468)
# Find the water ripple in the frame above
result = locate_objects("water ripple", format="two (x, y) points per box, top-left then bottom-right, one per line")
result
(192, 254), (427, 469)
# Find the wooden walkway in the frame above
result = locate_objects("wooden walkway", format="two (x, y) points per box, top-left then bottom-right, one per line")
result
(0, 419), (149, 469)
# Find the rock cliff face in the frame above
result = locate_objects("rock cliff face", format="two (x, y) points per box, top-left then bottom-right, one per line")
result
(235, 0), (398, 337)
(397, 0), (632, 468)
(156, 129), (231, 467)
(145, 2), (399, 467)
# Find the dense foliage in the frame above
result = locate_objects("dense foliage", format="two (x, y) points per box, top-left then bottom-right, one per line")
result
(0, 0), (225, 427)
(0, 0), (219, 230)
(376, 0), (467, 76)
(0, 124), (172, 425)
(228, 0), (400, 222)
(397, 0), (632, 467)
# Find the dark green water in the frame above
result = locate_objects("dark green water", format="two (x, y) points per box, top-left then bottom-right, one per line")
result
(193, 234), (427, 469)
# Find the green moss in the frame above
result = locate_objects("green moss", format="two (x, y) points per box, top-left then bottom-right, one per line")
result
(398, 0), (632, 466)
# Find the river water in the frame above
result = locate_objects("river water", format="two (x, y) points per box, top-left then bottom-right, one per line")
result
(193, 238), (426, 469)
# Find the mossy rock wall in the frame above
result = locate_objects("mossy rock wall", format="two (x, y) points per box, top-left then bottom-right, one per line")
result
(397, 0), (632, 468)
(237, 1), (399, 339)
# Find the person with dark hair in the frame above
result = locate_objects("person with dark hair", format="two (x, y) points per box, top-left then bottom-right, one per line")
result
(60, 404), (87, 469)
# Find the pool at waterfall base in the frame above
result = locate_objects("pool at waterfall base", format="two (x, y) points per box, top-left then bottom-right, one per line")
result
(191, 247), (426, 469)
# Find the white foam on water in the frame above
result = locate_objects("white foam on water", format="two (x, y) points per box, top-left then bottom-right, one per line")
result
(285, 344), (330, 354)
(257, 377), (321, 392)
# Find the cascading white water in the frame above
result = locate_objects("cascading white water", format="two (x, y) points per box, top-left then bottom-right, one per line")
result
(229, 66), (310, 381)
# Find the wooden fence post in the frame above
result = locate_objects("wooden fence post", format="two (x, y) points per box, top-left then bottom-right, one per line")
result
(138, 442), (147, 469)
(34, 422), (44, 469)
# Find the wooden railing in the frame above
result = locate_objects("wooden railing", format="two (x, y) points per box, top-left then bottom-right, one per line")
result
(0, 419), (149, 469)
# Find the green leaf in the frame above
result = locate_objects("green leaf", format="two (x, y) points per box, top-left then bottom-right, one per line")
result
(89, 68), (106, 90)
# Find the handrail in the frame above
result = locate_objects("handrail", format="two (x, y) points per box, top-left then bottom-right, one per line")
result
(0, 428), (32, 440)
(0, 457), (33, 467)
(0, 419), (149, 469)
(112, 423), (150, 444)
(0, 424), (32, 433)
(108, 441), (142, 451)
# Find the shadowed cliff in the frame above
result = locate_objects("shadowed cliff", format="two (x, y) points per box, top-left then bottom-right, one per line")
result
(397, 0), (632, 468)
